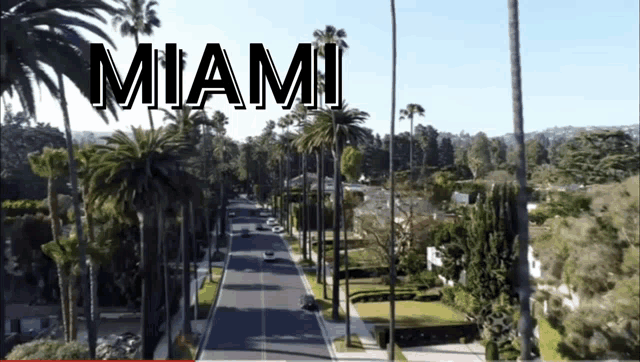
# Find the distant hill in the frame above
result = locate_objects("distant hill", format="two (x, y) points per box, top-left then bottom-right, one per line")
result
(72, 124), (640, 148)
(438, 124), (639, 149)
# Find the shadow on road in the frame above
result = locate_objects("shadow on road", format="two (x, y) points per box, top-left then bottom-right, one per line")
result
(203, 306), (330, 360)
(222, 283), (283, 291)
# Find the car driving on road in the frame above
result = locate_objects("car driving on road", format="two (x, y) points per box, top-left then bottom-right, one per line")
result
(272, 226), (284, 233)
(299, 294), (318, 311)
(263, 251), (276, 262)
(266, 217), (278, 226)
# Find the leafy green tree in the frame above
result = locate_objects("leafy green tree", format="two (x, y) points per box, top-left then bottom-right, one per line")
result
(439, 137), (455, 168)
(490, 138), (507, 169)
(415, 124), (439, 167)
(468, 132), (492, 179)
(557, 130), (639, 185)
(341, 146), (363, 182)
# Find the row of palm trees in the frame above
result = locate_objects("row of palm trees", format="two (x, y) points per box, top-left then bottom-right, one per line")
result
(1, 1), (231, 359)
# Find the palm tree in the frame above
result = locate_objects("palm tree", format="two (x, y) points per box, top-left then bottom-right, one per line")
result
(112, 0), (161, 130)
(507, 0), (533, 359)
(399, 103), (425, 246)
(389, 0), (398, 359)
(90, 127), (191, 358)
(312, 25), (350, 323)
(278, 115), (295, 234)
(308, 103), (369, 322)
(159, 50), (188, 70)
(3, 3), (121, 354)
(28, 147), (71, 341)
(312, 25), (349, 57)
(293, 100), (311, 260)
(0, 208), (5, 358)
(0, 0), (120, 121)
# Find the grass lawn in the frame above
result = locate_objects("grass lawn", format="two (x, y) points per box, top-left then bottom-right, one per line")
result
(356, 301), (467, 327)
(538, 316), (567, 362)
(333, 334), (364, 352)
(197, 267), (224, 319)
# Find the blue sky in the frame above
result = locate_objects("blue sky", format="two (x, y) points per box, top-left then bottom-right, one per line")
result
(2, 0), (638, 142)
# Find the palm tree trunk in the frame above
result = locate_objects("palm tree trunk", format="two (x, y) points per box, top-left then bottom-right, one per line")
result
(190, 201), (199, 319)
(302, 155), (308, 259)
(84, 192), (100, 334)
(203, 125), (213, 282)
(331, 118), (342, 320)
(343, 186), (351, 346)
(0, 209), (5, 358)
(158, 205), (173, 358)
(133, 34), (155, 131)
(137, 209), (156, 359)
(180, 203), (192, 335)
(508, 0), (532, 359)
(56, 70), (95, 358)
(57, 264), (70, 342)
(409, 115), (414, 246)
(321, 151), (328, 299)
(316, 152), (323, 283)
(69, 274), (78, 340)
(287, 154), (292, 235)
(389, 0), (398, 358)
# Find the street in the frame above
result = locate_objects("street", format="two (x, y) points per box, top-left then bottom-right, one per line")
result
(198, 198), (333, 360)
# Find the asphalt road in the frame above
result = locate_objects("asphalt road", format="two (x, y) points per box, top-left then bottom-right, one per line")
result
(198, 198), (333, 361)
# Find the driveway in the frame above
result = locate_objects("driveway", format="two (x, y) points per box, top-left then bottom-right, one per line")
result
(198, 199), (333, 360)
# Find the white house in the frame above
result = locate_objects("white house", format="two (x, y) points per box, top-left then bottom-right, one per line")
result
(426, 244), (543, 285)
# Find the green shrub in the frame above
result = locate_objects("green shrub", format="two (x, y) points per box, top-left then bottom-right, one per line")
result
(6, 339), (89, 360)
(408, 270), (439, 289)
(1, 199), (49, 217)
(441, 286), (456, 306)
(485, 341), (499, 361)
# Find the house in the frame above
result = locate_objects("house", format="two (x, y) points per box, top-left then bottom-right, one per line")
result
(451, 191), (471, 205)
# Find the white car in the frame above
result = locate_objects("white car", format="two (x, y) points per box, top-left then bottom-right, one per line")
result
(266, 218), (278, 226)
(263, 251), (276, 262)
(272, 226), (284, 233)
(228, 211), (236, 218)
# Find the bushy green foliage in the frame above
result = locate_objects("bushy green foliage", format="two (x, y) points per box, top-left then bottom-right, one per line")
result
(530, 191), (592, 225)
(6, 339), (89, 360)
(424, 171), (456, 205)
(1, 199), (49, 216)
(406, 270), (440, 289)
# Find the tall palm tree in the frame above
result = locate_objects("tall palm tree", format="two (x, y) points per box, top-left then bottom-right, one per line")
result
(293, 100), (311, 259)
(278, 115), (295, 234)
(90, 127), (191, 358)
(308, 103), (369, 321)
(508, 0), (533, 359)
(112, 0), (161, 130)
(0, 208), (5, 358)
(389, 0), (398, 359)
(312, 24), (350, 323)
(399, 103), (425, 246)
(3, 2), (121, 355)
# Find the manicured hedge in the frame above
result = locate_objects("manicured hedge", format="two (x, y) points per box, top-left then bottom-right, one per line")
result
(2, 199), (49, 217)
(352, 292), (417, 304)
(336, 267), (407, 280)
(375, 322), (478, 348)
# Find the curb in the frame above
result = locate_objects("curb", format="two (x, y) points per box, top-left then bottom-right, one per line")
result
(283, 233), (338, 362)
(195, 233), (233, 360)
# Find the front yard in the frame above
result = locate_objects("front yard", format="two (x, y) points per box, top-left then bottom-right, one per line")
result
(356, 301), (467, 327)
